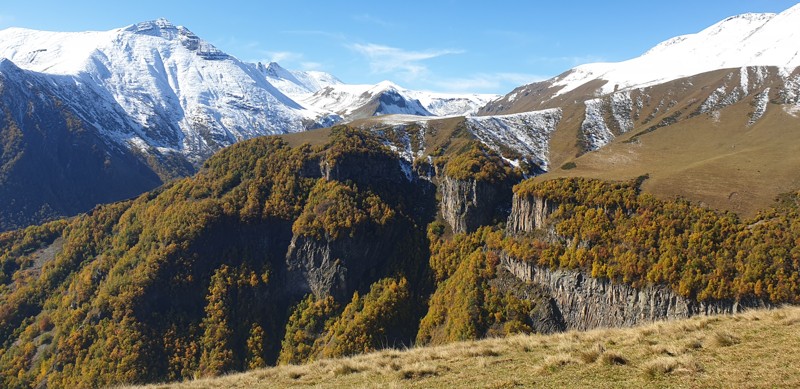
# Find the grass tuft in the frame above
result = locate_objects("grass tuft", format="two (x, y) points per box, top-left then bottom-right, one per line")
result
(600, 351), (628, 366)
(708, 331), (740, 348)
(539, 353), (578, 373)
(642, 356), (679, 378)
(466, 347), (501, 358)
(331, 362), (361, 377)
(398, 363), (439, 380)
(576, 343), (605, 363)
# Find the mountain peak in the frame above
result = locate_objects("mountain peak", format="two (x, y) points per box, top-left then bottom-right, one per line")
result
(263, 61), (292, 78)
(124, 18), (184, 40)
(373, 80), (402, 92)
(0, 58), (22, 74)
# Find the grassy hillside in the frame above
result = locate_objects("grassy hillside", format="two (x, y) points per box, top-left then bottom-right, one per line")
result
(127, 306), (800, 389)
(547, 104), (800, 218)
(482, 67), (800, 218)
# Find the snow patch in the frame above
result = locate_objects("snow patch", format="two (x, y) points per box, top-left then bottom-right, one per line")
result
(740, 66), (749, 95)
(779, 74), (800, 104)
(610, 91), (634, 133)
(466, 109), (562, 170)
(580, 98), (614, 151)
(748, 88), (770, 125)
(399, 160), (413, 181)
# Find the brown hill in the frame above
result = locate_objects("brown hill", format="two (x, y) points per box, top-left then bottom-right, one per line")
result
(481, 66), (800, 217)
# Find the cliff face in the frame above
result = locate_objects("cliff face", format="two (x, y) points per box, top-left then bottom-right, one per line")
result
(500, 254), (769, 330)
(502, 190), (770, 330)
(284, 221), (406, 302)
(322, 153), (409, 185)
(285, 144), (435, 302)
(506, 193), (559, 234)
(488, 268), (566, 334)
(439, 175), (502, 234)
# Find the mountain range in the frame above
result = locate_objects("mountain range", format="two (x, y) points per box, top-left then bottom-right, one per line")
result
(0, 19), (496, 230)
(0, 7), (799, 224)
(1, 5), (800, 388)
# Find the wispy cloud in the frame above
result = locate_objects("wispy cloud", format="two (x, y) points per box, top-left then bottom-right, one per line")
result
(300, 61), (323, 71)
(352, 13), (394, 27)
(350, 43), (463, 80)
(431, 72), (548, 93)
(264, 51), (302, 63)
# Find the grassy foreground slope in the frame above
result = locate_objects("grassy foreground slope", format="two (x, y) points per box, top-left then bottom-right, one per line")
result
(129, 306), (800, 389)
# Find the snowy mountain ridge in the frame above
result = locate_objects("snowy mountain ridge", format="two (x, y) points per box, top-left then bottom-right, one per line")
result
(552, 4), (800, 96)
(300, 80), (498, 120)
(0, 18), (340, 163)
(257, 61), (343, 100)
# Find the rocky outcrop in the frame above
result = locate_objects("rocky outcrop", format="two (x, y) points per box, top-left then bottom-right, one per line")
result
(500, 254), (770, 330)
(322, 153), (408, 185)
(488, 268), (566, 334)
(439, 176), (502, 234)
(506, 193), (560, 234)
(284, 220), (407, 302)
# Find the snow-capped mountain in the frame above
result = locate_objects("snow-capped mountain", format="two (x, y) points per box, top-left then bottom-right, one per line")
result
(551, 7), (800, 97)
(301, 80), (498, 120)
(256, 61), (343, 100)
(485, 3), (800, 115)
(0, 18), (338, 163)
(408, 90), (500, 117)
(0, 18), (499, 230)
(302, 81), (433, 119)
(478, 4), (800, 215)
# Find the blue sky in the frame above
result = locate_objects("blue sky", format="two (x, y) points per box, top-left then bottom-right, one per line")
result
(1, 1), (797, 94)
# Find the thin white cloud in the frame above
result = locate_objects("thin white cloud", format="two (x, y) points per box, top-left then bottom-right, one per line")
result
(352, 14), (394, 27)
(264, 51), (302, 63)
(350, 43), (463, 80)
(431, 72), (548, 93)
(300, 62), (323, 71)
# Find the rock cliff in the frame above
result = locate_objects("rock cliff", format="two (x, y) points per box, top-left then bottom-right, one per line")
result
(284, 223), (404, 301)
(438, 175), (503, 234)
(506, 193), (560, 234)
(500, 254), (769, 330)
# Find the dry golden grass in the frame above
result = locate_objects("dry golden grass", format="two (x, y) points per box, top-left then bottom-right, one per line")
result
(125, 306), (800, 389)
(543, 88), (800, 218)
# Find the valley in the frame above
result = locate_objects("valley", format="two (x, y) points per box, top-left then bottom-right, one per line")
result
(0, 3), (799, 388)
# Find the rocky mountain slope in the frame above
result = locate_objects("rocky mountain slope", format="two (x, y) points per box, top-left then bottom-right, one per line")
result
(0, 59), (166, 231)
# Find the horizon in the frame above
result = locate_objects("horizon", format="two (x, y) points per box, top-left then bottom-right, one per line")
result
(1, 0), (798, 94)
